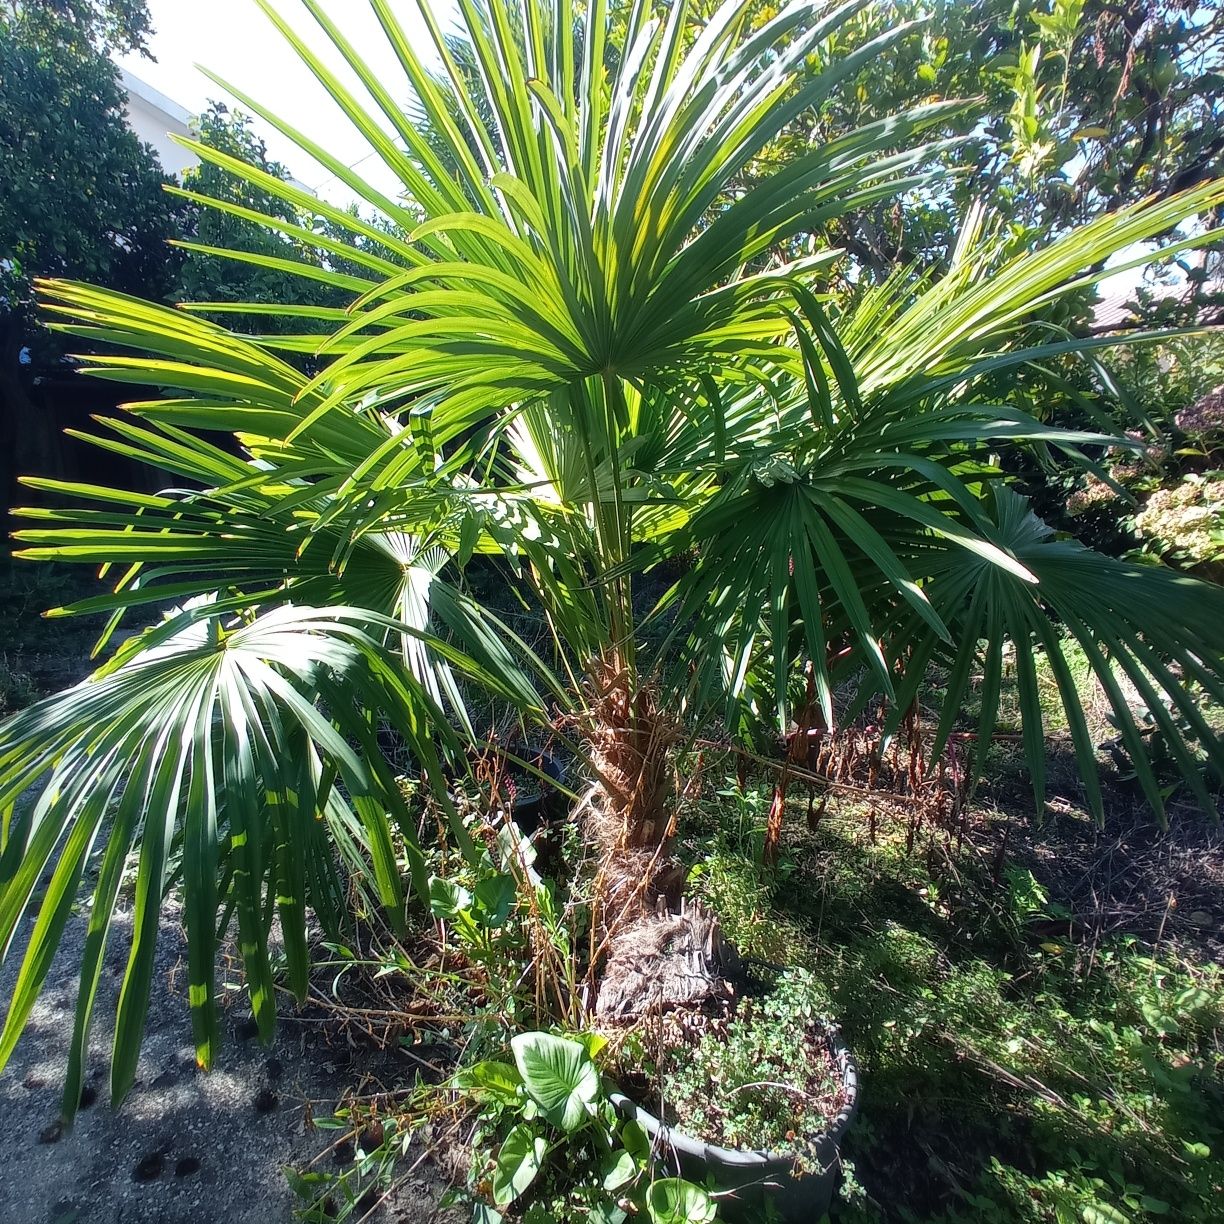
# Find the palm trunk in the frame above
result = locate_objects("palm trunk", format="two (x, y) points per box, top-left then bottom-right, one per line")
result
(585, 659), (676, 846)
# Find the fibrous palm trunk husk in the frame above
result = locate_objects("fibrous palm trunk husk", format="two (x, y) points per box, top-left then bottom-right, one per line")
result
(577, 663), (746, 1022)
(594, 897), (740, 1021)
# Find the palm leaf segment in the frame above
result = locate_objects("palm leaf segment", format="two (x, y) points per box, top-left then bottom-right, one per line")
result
(892, 489), (1224, 825)
(256, 0), (959, 429)
(0, 605), (457, 1117)
(660, 194), (1224, 800)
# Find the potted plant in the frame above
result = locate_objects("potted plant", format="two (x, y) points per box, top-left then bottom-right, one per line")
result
(610, 968), (858, 1223)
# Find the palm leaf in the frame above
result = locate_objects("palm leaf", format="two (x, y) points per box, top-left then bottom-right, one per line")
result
(0, 605), (456, 1118)
(892, 488), (1224, 823)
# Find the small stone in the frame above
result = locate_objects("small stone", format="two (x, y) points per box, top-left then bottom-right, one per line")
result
(235, 1017), (261, 1041)
(1187, 910), (1214, 929)
(23, 1073), (46, 1091)
(253, 1087), (279, 1114)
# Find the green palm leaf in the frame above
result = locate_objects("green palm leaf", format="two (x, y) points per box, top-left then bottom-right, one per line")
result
(0, 605), (455, 1118)
(888, 489), (1224, 823)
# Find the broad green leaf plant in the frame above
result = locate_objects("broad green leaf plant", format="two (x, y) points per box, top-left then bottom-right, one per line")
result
(457, 1031), (715, 1219)
(3, 0), (1224, 1119)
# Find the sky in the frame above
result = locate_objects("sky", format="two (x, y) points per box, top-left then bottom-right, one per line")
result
(115, 0), (454, 209)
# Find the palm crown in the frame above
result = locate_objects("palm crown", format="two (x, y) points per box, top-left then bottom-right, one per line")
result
(3, 0), (1224, 1119)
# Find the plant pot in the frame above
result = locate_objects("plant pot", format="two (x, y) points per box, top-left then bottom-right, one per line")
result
(375, 737), (567, 834)
(503, 749), (567, 834)
(610, 1025), (858, 1223)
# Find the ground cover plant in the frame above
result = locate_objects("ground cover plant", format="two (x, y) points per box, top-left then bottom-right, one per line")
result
(657, 965), (849, 1164)
(1, 0), (1224, 1218)
(275, 757), (1222, 1222)
(681, 765), (1224, 1223)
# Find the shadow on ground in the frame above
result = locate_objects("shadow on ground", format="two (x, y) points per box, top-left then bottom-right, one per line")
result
(0, 901), (454, 1224)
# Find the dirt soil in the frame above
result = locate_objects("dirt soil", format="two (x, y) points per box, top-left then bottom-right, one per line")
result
(0, 902), (454, 1224)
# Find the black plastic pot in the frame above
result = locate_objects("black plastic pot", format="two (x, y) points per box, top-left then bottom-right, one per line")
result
(610, 1025), (859, 1223)
(504, 749), (567, 833)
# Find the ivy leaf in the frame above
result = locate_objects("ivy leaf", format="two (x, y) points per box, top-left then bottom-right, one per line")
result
(492, 1123), (547, 1206)
(428, 876), (471, 920)
(473, 874), (517, 928)
(621, 1118), (651, 1165)
(453, 1060), (522, 1103)
(645, 1179), (717, 1224)
(1081, 1205), (1130, 1224)
(588, 1204), (629, 1224)
(601, 1148), (637, 1192)
(576, 1030), (610, 1061)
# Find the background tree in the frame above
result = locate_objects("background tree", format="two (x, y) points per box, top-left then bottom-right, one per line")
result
(176, 103), (337, 335)
(171, 101), (413, 353)
(750, 0), (1224, 563)
(0, 0), (185, 502)
(754, 0), (1224, 285)
(0, 0), (152, 53)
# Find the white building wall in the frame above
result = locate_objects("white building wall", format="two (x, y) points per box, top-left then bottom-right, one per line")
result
(118, 68), (315, 197)
(119, 69), (198, 180)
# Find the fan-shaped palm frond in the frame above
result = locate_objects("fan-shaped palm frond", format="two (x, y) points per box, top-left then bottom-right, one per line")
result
(877, 488), (1224, 823)
(0, 604), (458, 1118)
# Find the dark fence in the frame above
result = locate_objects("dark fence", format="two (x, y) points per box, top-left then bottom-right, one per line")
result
(2, 368), (172, 556)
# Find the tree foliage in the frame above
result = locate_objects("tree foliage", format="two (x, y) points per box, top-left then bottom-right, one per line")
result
(0, 0), (185, 492)
(0, 0), (153, 54)
(0, 0), (182, 335)
(172, 101), (413, 341)
(760, 0), (1224, 280)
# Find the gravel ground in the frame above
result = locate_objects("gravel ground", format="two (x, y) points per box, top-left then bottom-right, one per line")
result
(0, 902), (454, 1224)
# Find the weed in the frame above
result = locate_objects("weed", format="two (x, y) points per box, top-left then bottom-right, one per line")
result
(0, 655), (35, 716)
(449, 1031), (712, 1222)
(671, 769), (1224, 1222)
(660, 967), (848, 1167)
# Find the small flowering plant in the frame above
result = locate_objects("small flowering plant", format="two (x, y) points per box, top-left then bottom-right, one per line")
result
(659, 969), (848, 1172)
(1176, 386), (1224, 440)
(1134, 472), (1224, 568)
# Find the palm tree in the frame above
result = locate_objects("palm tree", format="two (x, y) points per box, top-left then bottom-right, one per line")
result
(3, 0), (1224, 1119)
